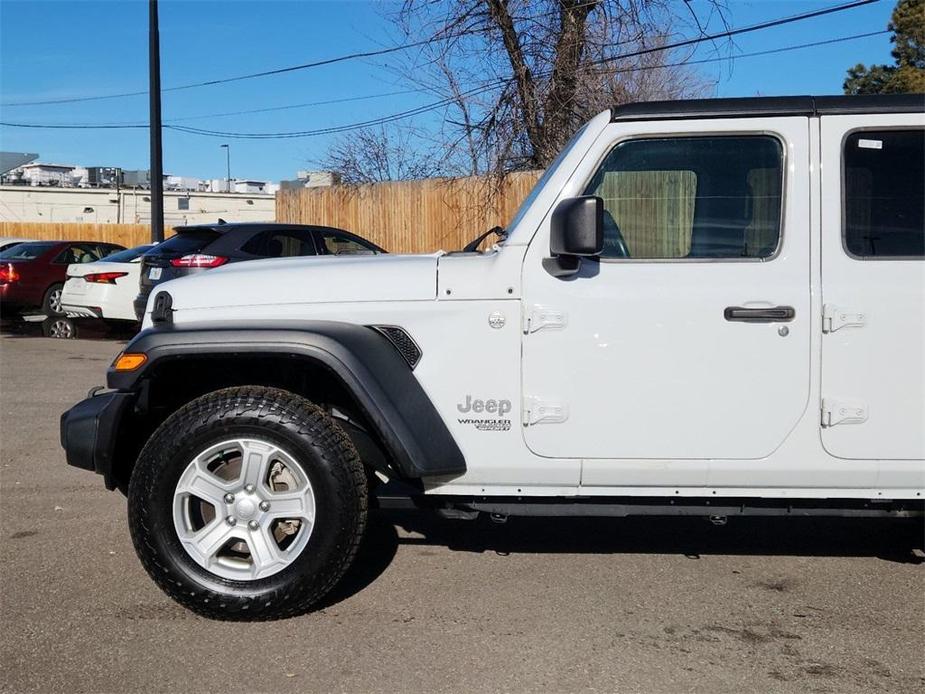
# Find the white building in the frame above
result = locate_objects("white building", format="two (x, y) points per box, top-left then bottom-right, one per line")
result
(0, 186), (275, 226)
(206, 178), (280, 195)
(10, 162), (83, 187)
(165, 175), (206, 191)
(285, 170), (339, 188)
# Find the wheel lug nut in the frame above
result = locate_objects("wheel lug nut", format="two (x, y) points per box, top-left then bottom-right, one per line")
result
(223, 493), (235, 503)
(244, 484), (256, 494)
(259, 501), (270, 512)
(248, 520), (259, 530)
(225, 516), (236, 526)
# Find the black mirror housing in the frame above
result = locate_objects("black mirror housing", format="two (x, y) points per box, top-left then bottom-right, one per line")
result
(544, 196), (604, 277)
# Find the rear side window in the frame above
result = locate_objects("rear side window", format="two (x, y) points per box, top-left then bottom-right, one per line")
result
(584, 135), (783, 260)
(0, 242), (58, 259)
(54, 245), (101, 264)
(843, 129), (924, 259)
(318, 232), (378, 255)
(156, 230), (220, 254)
(240, 231), (317, 258)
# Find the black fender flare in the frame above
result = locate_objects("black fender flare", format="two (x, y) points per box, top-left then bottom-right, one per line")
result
(108, 320), (465, 479)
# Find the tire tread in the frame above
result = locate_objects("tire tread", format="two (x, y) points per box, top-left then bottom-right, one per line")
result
(128, 386), (367, 620)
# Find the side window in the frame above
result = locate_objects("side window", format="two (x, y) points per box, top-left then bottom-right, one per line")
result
(319, 232), (377, 255)
(82, 245), (104, 262)
(584, 135), (783, 260)
(54, 245), (97, 264)
(241, 231), (316, 258)
(843, 129), (924, 259)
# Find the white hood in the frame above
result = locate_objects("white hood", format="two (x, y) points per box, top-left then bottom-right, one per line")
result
(159, 253), (440, 312)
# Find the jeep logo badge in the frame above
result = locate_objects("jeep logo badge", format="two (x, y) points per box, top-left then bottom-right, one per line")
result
(457, 395), (513, 432)
(457, 395), (512, 416)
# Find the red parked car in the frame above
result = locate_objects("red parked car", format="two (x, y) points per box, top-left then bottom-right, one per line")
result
(0, 240), (125, 317)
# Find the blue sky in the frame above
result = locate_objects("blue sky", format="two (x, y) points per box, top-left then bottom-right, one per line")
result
(0, 0), (897, 181)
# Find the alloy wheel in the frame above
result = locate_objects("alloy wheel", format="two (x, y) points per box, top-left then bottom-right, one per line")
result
(172, 438), (316, 581)
(47, 318), (74, 339)
(49, 288), (62, 313)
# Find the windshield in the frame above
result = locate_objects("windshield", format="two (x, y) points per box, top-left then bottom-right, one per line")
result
(0, 241), (58, 260)
(504, 122), (591, 235)
(101, 244), (156, 263)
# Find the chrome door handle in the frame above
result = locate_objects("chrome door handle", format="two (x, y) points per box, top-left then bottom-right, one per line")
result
(724, 306), (795, 323)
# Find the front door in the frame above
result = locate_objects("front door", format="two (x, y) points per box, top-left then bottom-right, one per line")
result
(819, 116), (925, 461)
(521, 117), (811, 481)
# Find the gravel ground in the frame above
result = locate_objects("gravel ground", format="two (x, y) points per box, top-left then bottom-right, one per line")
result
(1, 332), (923, 694)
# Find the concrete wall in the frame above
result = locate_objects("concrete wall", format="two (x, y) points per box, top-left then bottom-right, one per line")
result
(0, 186), (275, 226)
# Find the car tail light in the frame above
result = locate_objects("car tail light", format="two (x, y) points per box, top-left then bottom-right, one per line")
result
(84, 271), (129, 284)
(0, 263), (20, 284)
(169, 254), (228, 268)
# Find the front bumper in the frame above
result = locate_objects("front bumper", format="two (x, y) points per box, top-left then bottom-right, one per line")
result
(60, 388), (135, 489)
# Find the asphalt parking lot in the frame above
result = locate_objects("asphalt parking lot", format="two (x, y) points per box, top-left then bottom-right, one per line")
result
(1, 331), (923, 694)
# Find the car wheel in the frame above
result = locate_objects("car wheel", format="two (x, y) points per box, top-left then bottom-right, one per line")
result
(128, 386), (368, 620)
(42, 316), (77, 339)
(42, 283), (65, 316)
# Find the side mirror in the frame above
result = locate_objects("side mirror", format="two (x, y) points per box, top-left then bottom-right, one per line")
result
(543, 196), (603, 278)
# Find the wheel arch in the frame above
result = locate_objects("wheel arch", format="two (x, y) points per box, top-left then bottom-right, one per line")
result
(106, 321), (465, 490)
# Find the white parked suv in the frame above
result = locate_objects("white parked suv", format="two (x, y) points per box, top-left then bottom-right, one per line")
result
(61, 94), (924, 620)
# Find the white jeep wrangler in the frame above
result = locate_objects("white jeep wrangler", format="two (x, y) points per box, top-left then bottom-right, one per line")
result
(62, 94), (925, 620)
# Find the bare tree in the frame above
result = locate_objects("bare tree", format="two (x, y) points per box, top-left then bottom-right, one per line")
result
(321, 124), (441, 184)
(322, 1), (725, 181)
(390, 0), (724, 174)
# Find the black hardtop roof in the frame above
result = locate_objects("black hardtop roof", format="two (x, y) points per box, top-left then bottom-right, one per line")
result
(611, 94), (925, 122)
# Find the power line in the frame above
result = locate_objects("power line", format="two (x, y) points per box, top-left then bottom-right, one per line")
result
(0, 88), (431, 129)
(605, 29), (889, 78)
(597, 0), (878, 67)
(1, 0), (876, 109)
(0, 37), (447, 107)
(165, 29), (889, 140)
(4, 27), (888, 132)
(168, 89), (429, 122)
(146, 1), (894, 140)
(0, 29), (887, 139)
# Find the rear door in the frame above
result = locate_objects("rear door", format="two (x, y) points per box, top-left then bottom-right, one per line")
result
(819, 116), (925, 460)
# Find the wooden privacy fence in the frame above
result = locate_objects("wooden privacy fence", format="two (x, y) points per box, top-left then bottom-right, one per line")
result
(276, 172), (543, 253)
(3, 168), (781, 259)
(0, 222), (161, 248)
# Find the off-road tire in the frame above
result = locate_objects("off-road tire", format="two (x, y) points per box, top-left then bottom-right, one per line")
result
(128, 386), (367, 620)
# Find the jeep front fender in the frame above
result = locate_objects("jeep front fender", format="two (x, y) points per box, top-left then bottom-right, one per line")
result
(106, 320), (466, 479)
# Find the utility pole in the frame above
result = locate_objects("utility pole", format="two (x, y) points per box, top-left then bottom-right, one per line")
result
(148, 0), (164, 242)
(221, 144), (231, 192)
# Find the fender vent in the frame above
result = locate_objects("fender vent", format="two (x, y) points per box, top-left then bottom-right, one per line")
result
(370, 325), (422, 369)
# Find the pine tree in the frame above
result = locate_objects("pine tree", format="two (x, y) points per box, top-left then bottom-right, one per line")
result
(844, 0), (925, 94)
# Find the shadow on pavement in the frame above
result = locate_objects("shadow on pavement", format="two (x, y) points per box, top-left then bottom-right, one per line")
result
(387, 511), (925, 563)
(1, 315), (137, 341)
(319, 510), (923, 609)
